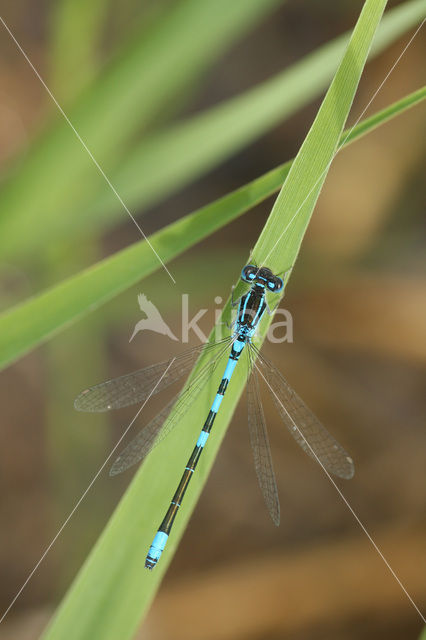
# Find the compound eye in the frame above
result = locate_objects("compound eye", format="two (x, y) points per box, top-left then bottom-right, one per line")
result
(241, 265), (257, 283)
(267, 276), (284, 292)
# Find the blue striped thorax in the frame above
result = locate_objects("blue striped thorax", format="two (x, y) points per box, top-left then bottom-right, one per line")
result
(236, 288), (266, 340)
(236, 265), (284, 342)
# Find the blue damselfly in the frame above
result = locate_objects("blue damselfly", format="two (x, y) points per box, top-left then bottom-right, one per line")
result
(75, 265), (354, 570)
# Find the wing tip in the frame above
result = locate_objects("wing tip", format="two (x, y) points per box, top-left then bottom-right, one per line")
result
(74, 389), (113, 412)
(346, 455), (355, 479)
(109, 456), (124, 476)
(341, 456), (355, 480)
(74, 388), (91, 411)
(74, 397), (84, 411)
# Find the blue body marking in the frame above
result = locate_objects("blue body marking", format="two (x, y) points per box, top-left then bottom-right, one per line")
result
(223, 358), (237, 380)
(145, 531), (169, 569)
(211, 394), (223, 413)
(196, 431), (209, 448)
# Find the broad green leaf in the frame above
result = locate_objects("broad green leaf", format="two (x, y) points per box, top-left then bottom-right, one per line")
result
(0, 0), (282, 258)
(0, 0), (424, 261)
(42, 2), (387, 638)
(0, 87), (424, 372)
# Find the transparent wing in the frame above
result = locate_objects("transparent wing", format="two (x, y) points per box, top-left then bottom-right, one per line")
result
(246, 348), (280, 526)
(252, 345), (354, 480)
(110, 394), (178, 476)
(110, 339), (232, 475)
(74, 337), (231, 412)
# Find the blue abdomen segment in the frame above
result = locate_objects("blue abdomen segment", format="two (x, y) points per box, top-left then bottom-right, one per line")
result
(223, 357), (238, 380)
(145, 531), (168, 570)
(196, 430), (209, 448)
(211, 393), (223, 413)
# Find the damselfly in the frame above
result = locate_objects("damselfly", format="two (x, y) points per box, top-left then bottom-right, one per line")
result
(75, 265), (354, 570)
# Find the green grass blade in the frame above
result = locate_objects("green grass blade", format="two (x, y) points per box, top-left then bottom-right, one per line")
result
(0, 0), (281, 259)
(0, 87), (424, 372)
(46, 0), (113, 592)
(84, 0), (426, 232)
(49, 0), (110, 102)
(0, 0), (424, 262)
(41, 2), (387, 638)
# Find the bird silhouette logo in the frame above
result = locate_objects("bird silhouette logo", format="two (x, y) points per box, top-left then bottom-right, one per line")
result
(129, 294), (178, 342)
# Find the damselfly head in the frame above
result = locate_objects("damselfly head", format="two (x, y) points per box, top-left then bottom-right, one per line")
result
(241, 264), (283, 292)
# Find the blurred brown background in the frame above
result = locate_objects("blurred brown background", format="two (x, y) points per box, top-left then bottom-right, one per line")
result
(0, 1), (425, 639)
